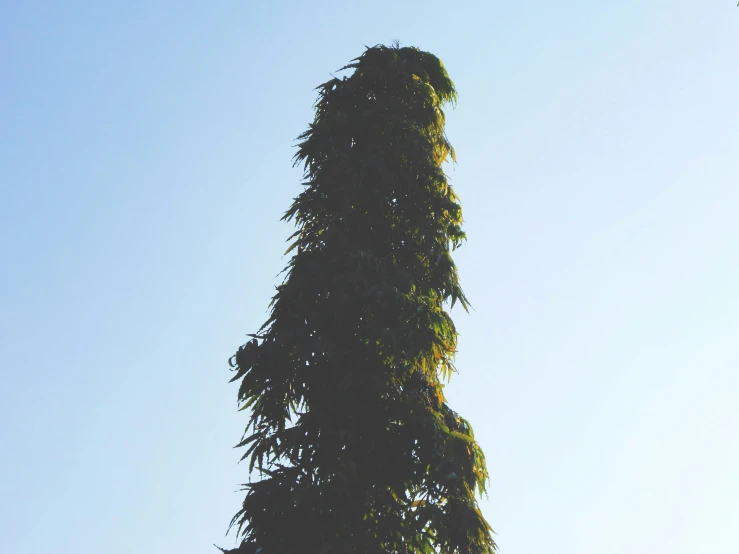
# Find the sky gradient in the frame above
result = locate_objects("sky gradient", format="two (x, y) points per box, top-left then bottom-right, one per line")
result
(1, 2), (738, 553)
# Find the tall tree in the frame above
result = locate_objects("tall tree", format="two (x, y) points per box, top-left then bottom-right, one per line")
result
(221, 44), (495, 554)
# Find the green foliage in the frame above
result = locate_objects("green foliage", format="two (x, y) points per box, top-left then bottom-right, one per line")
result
(220, 44), (496, 554)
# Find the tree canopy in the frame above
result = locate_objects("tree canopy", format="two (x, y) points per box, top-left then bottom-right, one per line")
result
(221, 44), (496, 554)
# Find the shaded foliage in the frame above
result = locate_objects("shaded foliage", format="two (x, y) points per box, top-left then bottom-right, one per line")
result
(220, 44), (495, 554)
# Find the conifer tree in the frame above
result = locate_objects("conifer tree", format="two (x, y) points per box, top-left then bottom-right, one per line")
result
(221, 44), (496, 554)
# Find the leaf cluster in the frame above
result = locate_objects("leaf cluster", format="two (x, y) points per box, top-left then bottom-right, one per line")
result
(221, 44), (495, 554)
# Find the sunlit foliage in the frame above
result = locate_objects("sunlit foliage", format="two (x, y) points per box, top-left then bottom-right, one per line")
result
(220, 44), (496, 554)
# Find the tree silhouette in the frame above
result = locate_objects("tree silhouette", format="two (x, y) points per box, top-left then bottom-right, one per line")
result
(220, 44), (496, 554)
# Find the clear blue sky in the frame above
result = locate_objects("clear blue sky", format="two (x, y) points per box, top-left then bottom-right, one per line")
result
(1, 1), (737, 553)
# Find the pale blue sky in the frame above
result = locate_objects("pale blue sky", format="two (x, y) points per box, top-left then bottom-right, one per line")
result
(1, 2), (738, 553)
